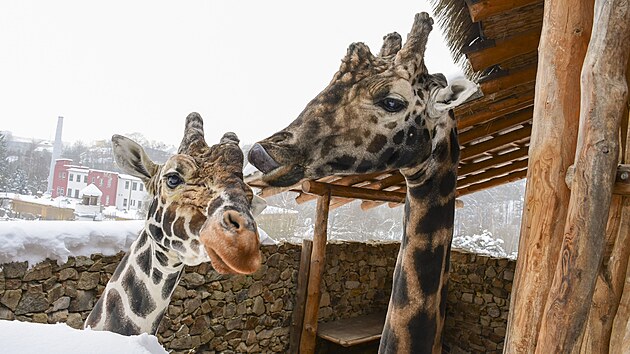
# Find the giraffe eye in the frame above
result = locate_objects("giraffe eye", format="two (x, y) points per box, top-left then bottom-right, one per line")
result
(165, 173), (183, 189)
(378, 97), (407, 113)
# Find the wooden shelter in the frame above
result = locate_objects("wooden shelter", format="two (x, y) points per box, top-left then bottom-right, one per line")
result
(248, 0), (630, 352)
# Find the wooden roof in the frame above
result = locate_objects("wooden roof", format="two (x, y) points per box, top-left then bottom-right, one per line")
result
(248, 0), (542, 208)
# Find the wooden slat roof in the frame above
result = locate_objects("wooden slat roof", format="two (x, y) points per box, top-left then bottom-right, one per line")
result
(248, 0), (542, 208)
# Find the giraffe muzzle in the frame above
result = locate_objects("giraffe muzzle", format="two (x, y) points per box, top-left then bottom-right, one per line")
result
(200, 210), (262, 275)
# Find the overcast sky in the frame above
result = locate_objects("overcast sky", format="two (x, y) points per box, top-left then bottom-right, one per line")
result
(0, 1), (461, 148)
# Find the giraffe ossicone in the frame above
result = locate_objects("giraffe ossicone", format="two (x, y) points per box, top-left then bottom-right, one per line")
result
(249, 12), (477, 354)
(85, 112), (265, 336)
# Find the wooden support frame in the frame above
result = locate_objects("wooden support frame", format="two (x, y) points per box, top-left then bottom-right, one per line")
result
(457, 169), (527, 196)
(459, 107), (533, 145)
(302, 180), (406, 204)
(457, 159), (528, 188)
(460, 124), (531, 160)
(457, 91), (535, 129)
(299, 192), (331, 354)
(467, 28), (541, 71)
(459, 146), (529, 177)
(466, 0), (541, 22)
(289, 239), (313, 353)
(480, 65), (538, 95)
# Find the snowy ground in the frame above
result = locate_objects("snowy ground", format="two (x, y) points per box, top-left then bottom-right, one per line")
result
(452, 230), (517, 259)
(0, 320), (167, 354)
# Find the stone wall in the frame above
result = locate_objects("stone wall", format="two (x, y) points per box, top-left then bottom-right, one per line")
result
(0, 241), (514, 353)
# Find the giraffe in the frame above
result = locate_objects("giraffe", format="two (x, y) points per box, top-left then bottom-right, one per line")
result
(248, 13), (477, 354)
(84, 112), (266, 336)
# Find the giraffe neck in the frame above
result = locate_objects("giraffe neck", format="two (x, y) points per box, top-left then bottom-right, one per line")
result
(379, 126), (459, 354)
(84, 230), (184, 335)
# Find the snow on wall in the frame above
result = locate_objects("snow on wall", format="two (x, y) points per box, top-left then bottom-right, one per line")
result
(0, 220), (142, 266)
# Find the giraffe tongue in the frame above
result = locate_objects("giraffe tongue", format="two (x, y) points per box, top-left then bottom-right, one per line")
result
(248, 143), (281, 174)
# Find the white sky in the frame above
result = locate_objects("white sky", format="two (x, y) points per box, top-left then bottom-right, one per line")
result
(0, 1), (461, 147)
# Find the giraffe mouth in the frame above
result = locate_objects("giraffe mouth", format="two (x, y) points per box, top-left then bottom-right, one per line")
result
(248, 143), (305, 187)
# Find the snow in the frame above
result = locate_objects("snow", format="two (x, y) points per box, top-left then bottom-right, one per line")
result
(80, 183), (103, 197)
(0, 219), (276, 267)
(3, 193), (78, 209)
(0, 220), (142, 265)
(0, 320), (167, 354)
(260, 205), (298, 215)
(452, 230), (517, 259)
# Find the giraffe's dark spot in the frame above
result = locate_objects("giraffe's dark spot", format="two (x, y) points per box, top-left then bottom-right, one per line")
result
(148, 199), (158, 220)
(155, 250), (168, 267)
(85, 296), (103, 327)
(171, 240), (185, 253)
(356, 159), (372, 173)
(379, 322), (399, 353)
(320, 136), (337, 158)
(369, 115), (378, 124)
(404, 112), (411, 122)
(206, 197), (223, 217)
(385, 121), (398, 129)
(163, 238), (171, 249)
(414, 115), (424, 126)
(416, 198), (455, 235)
(173, 217), (188, 240)
(154, 207), (162, 223)
(189, 211), (205, 235)
(150, 309), (166, 335)
(329, 155), (357, 171)
(449, 109), (456, 120)
(367, 134), (388, 154)
(134, 231), (148, 253)
(162, 204), (178, 237)
(105, 289), (141, 335)
(136, 247), (152, 276)
(433, 140), (449, 162)
(391, 266), (409, 308)
(440, 279), (449, 318)
(376, 147), (396, 169)
(305, 118), (321, 136)
(408, 311), (437, 354)
(393, 130), (405, 145)
(111, 253), (129, 282)
(122, 266), (156, 317)
(152, 268), (163, 285)
(148, 223), (164, 242)
(415, 244), (445, 295)
(162, 272), (181, 300)
(422, 128), (430, 142)
(190, 239), (200, 253)
(450, 127), (460, 164)
(409, 177), (433, 197)
(417, 89), (425, 100)
(439, 171), (457, 197)
(431, 126), (437, 139)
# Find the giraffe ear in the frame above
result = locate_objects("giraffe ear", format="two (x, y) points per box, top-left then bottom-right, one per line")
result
(112, 134), (159, 182)
(251, 195), (267, 217)
(430, 78), (479, 116)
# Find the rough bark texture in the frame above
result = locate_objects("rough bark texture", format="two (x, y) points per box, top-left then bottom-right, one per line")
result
(503, 1), (593, 352)
(535, 0), (630, 352)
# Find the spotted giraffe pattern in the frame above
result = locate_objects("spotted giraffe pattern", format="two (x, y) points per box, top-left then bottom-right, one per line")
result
(249, 13), (477, 354)
(85, 113), (264, 336)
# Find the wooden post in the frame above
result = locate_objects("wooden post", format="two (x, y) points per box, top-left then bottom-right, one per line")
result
(580, 59), (630, 354)
(299, 191), (330, 354)
(535, 0), (630, 352)
(503, 0), (594, 352)
(289, 239), (313, 353)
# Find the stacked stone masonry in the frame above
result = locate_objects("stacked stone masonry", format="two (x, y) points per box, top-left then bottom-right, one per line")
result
(0, 241), (514, 353)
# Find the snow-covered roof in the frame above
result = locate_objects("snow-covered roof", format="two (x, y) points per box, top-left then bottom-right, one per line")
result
(260, 205), (298, 215)
(80, 184), (102, 197)
(118, 173), (142, 181)
(67, 166), (89, 172)
(9, 194), (77, 209)
(55, 158), (73, 162)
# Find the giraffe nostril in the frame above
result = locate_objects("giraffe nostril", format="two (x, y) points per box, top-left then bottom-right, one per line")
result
(222, 210), (244, 231)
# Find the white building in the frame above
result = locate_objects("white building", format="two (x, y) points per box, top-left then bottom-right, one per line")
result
(66, 166), (89, 199)
(116, 174), (149, 212)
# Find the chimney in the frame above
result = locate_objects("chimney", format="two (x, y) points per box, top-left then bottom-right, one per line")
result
(46, 116), (64, 195)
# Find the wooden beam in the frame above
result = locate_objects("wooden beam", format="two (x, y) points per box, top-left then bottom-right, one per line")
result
(457, 93), (534, 129)
(504, 0), (593, 351)
(535, 0), (629, 351)
(460, 124), (532, 160)
(289, 239), (313, 353)
(295, 173), (383, 204)
(300, 193), (331, 354)
(480, 65), (538, 95)
(302, 180), (406, 204)
(459, 147), (529, 177)
(459, 107), (533, 145)
(457, 159), (528, 188)
(467, 0), (541, 22)
(466, 28), (541, 72)
(457, 169), (527, 196)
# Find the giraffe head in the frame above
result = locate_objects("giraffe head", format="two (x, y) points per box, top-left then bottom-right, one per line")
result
(112, 113), (264, 274)
(249, 13), (477, 186)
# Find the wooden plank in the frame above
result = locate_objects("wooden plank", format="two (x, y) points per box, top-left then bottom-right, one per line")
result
(467, 0), (541, 22)
(457, 93), (534, 129)
(317, 312), (387, 347)
(295, 173), (383, 204)
(300, 193), (331, 354)
(460, 124), (531, 160)
(503, 0), (593, 350)
(535, 0), (630, 351)
(459, 147), (529, 177)
(457, 169), (527, 196)
(302, 180), (406, 204)
(459, 107), (533, 145)
(289, 239), (313, 353)
(457, 159), (528, 188)
(480, 65), (538, 95)
(466, 28), (541, 72)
